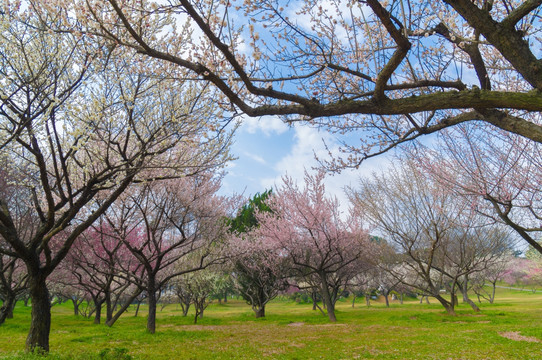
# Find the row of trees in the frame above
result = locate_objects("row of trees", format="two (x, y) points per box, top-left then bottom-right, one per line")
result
(2, 168), (517, 329)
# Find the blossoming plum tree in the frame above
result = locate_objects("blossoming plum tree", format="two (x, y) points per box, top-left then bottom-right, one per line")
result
(0, 8), (231, 352)
(37, 0), (542, 166)
(253, 171), (370, 322)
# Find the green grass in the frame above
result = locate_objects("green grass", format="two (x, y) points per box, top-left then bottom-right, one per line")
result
(1, 288), (542, 359)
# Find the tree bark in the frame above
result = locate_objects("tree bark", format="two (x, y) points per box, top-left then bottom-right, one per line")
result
(71, 298), (80, 316)
(460, 281), (480, 312)
(254, 306), (265, 318)
(0, 293), (15, 325)
(93, 298), (105, 324)
(105, 289), (142, 327)
(319, 275), (336, 322)
(7, 298), (15, 319)
(384, 293), (390, 308)
(105, 290), (113, 323)
(25, 275), (51, 352)
(435, 295), (456, 316)
(147, 280), (157, 334)
(180, 301), (190, 316)
(490, 282), (496, 304)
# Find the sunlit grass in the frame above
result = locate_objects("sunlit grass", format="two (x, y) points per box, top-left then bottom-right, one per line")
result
(1, 288), (542, 359)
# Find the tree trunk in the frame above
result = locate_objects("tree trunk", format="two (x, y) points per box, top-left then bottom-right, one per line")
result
(459, 281), (480, 312)
(7, 298), (15, 319)
(105, 289), (142, 327)
(311, 292), (317, 310)
(319, 275), (336, 322)
(0, 293), (15, 325)
(435, 295), (456, 316)
(399, 293), (404, 305)
(71, 298), (80, 316)
(94, 300), (102, 324)
(26, 275), (51, 352)
(490, 282), (496, 304)
(224, 292), (227, 303)
(147, 278), (157, 334)
(134, 301), (141, 317)
(180, 301), (190, 316)
(465, 297), (481, 312)
(105, 291), (113, 323)
(254, 306), (265, 318)
(365, 294), (371, 307)
(384, 293), (390, 308)
(351, 294), (356, 308)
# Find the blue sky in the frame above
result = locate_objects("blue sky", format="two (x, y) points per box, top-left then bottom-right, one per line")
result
(220, 115), (394, 212)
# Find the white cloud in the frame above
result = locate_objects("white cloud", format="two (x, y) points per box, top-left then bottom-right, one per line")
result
(241, 115), (289, 136)
(244, 152), (267, 165)
(261, 123), (392, 214)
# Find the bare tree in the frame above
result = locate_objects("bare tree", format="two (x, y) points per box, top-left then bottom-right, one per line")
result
(349, 159), (506, 315)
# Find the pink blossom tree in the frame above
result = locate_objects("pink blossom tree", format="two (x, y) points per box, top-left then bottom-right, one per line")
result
(53, 220), (142, 324)
(102, 173), (233, 333)
(253, 171), (371, 322)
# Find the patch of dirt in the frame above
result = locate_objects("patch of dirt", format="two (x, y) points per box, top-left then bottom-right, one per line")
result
(477, 321), (490, 324)
(499, 331), (540, 343)
(287, 322), (305, 327)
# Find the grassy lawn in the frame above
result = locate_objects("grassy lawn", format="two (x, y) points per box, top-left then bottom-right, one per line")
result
(1, 288), (542, 359)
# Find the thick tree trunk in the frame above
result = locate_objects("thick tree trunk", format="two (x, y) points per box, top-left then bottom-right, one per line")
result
(0, 293), (15, 325)
(7, 298), (15, 319)
(311, 292), (317, 310)
(93, 298), (105, 324)
(384, 293), (390, 308)
(254, 306), (265, 318)
(94, 302), (102, 324)
(26, 275), (51, 352)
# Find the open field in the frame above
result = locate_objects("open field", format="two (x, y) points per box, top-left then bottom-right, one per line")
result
(1, 288), (542, 360)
